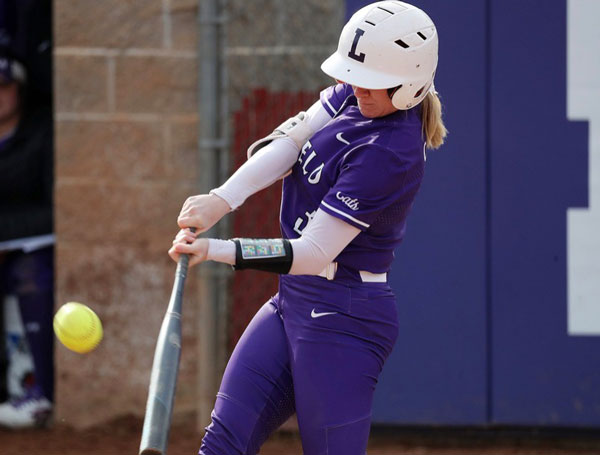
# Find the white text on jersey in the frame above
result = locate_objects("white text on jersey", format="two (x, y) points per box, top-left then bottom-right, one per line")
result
(298, 141), (324, 184)
(336, 192), (360, 211)
(293, 209), (317, 235)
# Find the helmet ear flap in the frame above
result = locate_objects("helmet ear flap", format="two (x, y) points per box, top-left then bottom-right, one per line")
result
(388, 85), (403, 109)
(389, 76), (434, 110)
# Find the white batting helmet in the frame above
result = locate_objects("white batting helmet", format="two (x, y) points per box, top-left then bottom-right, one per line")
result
(321, 1), (438, 110)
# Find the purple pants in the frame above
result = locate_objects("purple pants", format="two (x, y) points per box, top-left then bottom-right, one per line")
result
(0, 246), (54, 401)
(200, 274), (399, 455)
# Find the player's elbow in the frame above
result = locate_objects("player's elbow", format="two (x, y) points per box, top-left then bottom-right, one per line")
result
(288, 238), (333, 276)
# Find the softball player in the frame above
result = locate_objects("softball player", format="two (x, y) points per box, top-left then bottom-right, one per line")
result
(170, 2), (447, 454)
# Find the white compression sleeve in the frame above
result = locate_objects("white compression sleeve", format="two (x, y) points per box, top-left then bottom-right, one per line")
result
(207, 238), (236, 265)
(289, 208), (360, 275)
(210, 137), (298, 209)
(304, 99), (333, 134)
(206, 209), (360, 274)
(210, 100), (332, 210)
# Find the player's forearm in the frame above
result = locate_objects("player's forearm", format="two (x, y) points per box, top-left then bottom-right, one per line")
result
(210, 136), (299, 210)
(288, 209), (359, 275)
(210, 101), (332, 210)
(206, 238), (236, 265)
(206, 209), (360, 275)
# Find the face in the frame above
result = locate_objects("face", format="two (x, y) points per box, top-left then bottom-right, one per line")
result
(0, 79), (20, 124)
(352, 85), (398, 118)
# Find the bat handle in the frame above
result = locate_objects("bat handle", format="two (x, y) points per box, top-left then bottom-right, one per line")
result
(176, 226), (197, 269)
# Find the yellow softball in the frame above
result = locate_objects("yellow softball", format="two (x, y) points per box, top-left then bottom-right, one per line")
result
(53, 302), (103, 354)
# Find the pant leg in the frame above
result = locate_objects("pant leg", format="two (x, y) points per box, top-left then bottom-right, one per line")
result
(278, 275), (399, 455)
(200, 298), (295, 455)
(5, 246), (54, 401)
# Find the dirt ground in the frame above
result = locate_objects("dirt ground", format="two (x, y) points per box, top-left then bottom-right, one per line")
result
(1, 415), (600, 455)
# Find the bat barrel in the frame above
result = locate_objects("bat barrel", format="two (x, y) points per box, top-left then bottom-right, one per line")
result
(139, 314), (182, 454)
(139, 254), (191, 455)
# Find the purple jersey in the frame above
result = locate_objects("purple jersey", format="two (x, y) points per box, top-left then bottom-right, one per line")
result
(280, 83), (426, 273)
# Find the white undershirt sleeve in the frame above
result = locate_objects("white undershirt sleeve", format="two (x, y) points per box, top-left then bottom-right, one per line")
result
(210, 100), (333, 210)
(210, 137), (298, 210)
(206, 238), (236, 265)
(206, 209), (360, 275)
(304, 99), (334, 134)
(288, 209), (360, 275)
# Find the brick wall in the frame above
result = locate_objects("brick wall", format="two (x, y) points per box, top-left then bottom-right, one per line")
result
(53, 0), (201, 428)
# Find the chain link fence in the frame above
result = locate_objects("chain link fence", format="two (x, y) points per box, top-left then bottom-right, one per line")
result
(224, 0), (343, 349)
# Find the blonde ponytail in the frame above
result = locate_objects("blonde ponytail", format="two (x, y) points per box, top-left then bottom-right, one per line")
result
(421, 91), (447, 150)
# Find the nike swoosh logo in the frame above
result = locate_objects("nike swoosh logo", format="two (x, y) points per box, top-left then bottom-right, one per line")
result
(311, 309), (338, 318)
(336, 132), (350, 145)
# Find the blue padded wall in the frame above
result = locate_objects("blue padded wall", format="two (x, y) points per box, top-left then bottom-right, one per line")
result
(346, 0), (600, 427)
(489, 0), (597, 426)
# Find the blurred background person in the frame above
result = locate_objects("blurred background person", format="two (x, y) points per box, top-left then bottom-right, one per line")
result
(0, 49), (53, 428)
(0, 0), (53, 429)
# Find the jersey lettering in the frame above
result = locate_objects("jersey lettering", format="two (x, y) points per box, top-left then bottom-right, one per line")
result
(302, 150), (317, 175)
(293, 210), (317, 235)
(336, 191), (360, 211)
(308, 163), (324, 184)
(348, 28), (366, 63)
(298, 141), (324, 184)
(298, 141), (311, 165)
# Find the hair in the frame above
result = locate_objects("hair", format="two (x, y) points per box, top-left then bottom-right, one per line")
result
(421, 91), (447, 150)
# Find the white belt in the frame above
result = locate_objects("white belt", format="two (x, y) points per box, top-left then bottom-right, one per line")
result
(317, 262), (387, 283)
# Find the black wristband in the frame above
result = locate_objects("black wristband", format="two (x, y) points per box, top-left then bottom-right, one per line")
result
(233, 238), (293, 274)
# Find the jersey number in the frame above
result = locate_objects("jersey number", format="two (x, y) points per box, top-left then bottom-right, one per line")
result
(293, 210), (317, 236)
